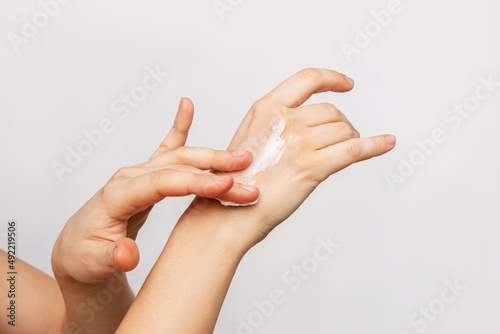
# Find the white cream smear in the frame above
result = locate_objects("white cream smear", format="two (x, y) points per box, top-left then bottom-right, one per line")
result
(218, 119), (287, 207)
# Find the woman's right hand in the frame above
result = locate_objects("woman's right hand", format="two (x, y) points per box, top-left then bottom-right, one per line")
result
(52, 98), (260, 285)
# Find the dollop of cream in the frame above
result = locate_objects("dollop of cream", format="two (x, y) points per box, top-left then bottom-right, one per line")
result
(216, 197), (260, 207)
(218, 118), (287, 207)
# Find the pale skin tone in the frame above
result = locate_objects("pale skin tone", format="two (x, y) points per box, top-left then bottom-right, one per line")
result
(5, 68), (395, 333)
(51, 98), (260, 333)
(116, 68), (397, 333)
(0, 100), (258, 334)
(0, 249), (66, 334)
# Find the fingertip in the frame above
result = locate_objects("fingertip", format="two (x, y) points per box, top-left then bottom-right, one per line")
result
(178, 97), (191, 108)
(213, 150), (253, 172)
(175, 97), (194, 130)
(177, 97), (186, 116)
(114, 239), (140, 272)
(231, 150), (247, 157)
(240, 183), (258, 194)
(217, 183), (260, 205)
(231, 150), (253, 168)
(181, 97), (194, 112)
(244, 150), (254, 162)
(242, 185), (260, 203)
(384, 134), (397, 146)
(344, 75), (355, 88)
(178, 97), (185, 109)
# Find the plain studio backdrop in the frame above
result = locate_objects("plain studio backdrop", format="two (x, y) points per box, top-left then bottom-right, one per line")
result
(1, 0), (499, 333)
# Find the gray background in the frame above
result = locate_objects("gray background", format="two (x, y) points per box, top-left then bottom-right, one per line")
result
(1, 0), (499, 333)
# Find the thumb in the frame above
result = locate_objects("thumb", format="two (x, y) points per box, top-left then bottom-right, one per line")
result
(107, 237), (140, 273)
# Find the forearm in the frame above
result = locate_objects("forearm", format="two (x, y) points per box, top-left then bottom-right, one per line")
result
(0, 250), (66, 334)
(52, 252), (135, 333)
(116, 198), (255, 334)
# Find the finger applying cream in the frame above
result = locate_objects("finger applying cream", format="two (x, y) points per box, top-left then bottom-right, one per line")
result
(216, 118), (289, 207)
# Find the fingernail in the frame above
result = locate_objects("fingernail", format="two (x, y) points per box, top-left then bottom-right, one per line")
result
(385, 135), (396, 145)
(231, 150), (247, 157)
(354, 128), (360, 137)
(344, 75), (355, 86)
(214, 175), (232, 182)
(240, 184), (257, 192)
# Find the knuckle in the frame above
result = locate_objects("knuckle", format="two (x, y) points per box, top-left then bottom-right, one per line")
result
(251, 100), (286, 120)
(224, 155), (240, 170)
(175, 165), (198, 173)
(372, 137), (385, 152)
(345, 140), (363, 159)
(214, 150), (236, 169)
(201, 177), (219, 197)
(281, 111), (297, 125)
(173, 146), (188, 161)
(152, 169), (165, 184)
(212, 149), (221, 162)
(338, 122), (355, 138)
(112, 167), (133, 179)
(251, 99), (269, 114)
(303, 171), (322, 190)
(155, 143), (169, 154)
(324, 103), (339, 116)
(298, 68), (322, 82)
(150, 169), (172, 196)
(101, 179), (119, 199)
(287, 133), (303, 147)
(144, 171), (163, 197)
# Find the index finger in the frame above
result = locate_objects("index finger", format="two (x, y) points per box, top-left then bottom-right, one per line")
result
(150, 97), (194, 159)
(263, 68), (354, 108)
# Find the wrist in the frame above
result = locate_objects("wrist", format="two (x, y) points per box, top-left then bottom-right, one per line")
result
(180, 197), (267, 253)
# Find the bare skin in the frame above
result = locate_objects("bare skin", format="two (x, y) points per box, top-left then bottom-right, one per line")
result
(116, 68), (396, 334)
(0, 249), (66, 334)
(51, 98), (260, 333)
